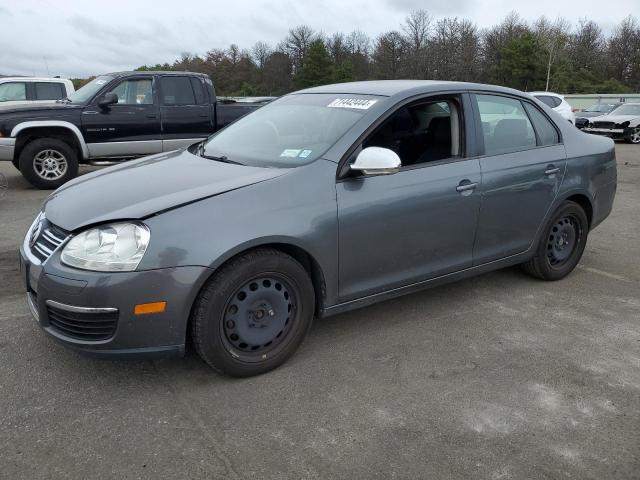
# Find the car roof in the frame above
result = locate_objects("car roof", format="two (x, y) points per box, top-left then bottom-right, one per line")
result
(530, 91), (563, 98)
(0, 77), (70, 82)
(294, 80), (528, 98)
(105, 71), (209, 78)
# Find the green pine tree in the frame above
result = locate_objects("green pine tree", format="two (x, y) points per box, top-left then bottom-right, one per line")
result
(294, 40), (334, 89)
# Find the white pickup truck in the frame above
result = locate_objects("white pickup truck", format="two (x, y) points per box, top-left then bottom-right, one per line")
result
(0, 77), (75, 106)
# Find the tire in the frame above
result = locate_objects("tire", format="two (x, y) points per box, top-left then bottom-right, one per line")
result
(522, 201), (589, 281)
(624, 126), (640, 144)
(18, 138), (79, 189)
(191, 248), (315, 377)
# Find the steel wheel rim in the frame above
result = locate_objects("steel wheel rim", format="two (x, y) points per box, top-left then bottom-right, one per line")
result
(631, 127), (640, 144)
(33, 149), (67, 180)
(221, 274), (297, 360)
(546, 214), (581, 267)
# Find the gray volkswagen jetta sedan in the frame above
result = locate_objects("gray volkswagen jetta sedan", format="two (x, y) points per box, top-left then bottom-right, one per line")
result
(20, 81), (617, 376)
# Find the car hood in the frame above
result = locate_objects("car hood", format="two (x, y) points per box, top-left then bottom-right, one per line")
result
(591, 114), (639, 124)
(0, 102), (82, 115)
(577, 111), (607, 118)
(44, 149), (290, 231)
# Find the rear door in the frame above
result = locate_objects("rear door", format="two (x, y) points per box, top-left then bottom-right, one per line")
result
(471, 93), (567, 264)
(158, 75), (213, 151)
(81, 75), (162, 157)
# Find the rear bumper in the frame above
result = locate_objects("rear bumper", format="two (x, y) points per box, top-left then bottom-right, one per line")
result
(0, 137), (15, 161)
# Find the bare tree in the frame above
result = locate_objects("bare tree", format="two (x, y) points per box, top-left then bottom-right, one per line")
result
(283, 25), (317, 72)
(346, 30), (371, 56)
(373, 31), (406, 79)
(534, 16), (571, 91)
(251, 41), (272, 69)
(401, 10), (432, 77)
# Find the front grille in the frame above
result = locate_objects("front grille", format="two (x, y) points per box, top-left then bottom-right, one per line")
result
(47, 304), (118, 341)
(30, 219), (68, 263)
(592, 121), (615, 129)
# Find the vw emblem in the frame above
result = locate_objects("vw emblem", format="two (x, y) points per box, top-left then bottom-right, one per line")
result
(29, 220), (42, 248)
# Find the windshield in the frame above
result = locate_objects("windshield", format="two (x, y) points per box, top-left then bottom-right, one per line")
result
(584, 103), (619, 113)
(66, 75), (114, 103)
(612, 104), (640, 116)
(202, 93), (383, 167)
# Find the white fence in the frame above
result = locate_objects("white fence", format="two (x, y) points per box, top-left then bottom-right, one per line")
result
(563, 93), (640, 110)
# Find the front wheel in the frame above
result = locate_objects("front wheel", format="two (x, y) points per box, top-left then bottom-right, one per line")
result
(191, 249), (315, 377)
(19, 138), (79, 189)
(624, 126), (640, 144)
(522, 201), (589, 281)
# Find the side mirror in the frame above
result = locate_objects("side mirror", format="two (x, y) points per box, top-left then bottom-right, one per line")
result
(350, 147), (401, 176)
(98, 92), (118, 108)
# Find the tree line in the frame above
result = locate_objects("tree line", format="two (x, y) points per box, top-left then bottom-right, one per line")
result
(129, 12), (639, 95)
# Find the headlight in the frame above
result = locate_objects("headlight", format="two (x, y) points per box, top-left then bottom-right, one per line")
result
(61, 222), (150, 272)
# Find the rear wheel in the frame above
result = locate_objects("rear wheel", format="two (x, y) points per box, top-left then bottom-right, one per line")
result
(522, 201), (589, 281)
(19, 138), (78, 189)
(624, 126), (640, 144)
(191, 248), (315, 377)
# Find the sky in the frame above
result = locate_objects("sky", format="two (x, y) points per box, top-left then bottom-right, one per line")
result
(0, 0), (634, 78)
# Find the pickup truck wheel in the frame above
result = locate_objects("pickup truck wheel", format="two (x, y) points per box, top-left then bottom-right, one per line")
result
(522, 201), (588, 281)
(19, 138), (78, 189)
(191, 248), (315, 377)
(624, 127), (640, 144)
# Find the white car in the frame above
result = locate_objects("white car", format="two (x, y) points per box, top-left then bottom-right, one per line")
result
(530, 91), (576, 125)
(0, 77), (75, 106)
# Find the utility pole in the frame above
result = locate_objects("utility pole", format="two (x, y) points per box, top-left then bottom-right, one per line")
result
(43, 56), (50, 77)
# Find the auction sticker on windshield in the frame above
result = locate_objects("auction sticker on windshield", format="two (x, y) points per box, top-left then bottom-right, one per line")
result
(328, 98), (378, 110)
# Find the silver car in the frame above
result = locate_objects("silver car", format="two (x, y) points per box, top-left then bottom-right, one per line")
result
(20, 81), (617, 376)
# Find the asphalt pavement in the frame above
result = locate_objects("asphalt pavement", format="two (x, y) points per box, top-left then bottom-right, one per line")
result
(0, 145), (638, 479)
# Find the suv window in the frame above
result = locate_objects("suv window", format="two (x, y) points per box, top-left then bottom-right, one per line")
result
(35, 82), (65, 101)
(363, 100), (460, 166)
(0, 82), (27, 102)
(535, 95), (561, 108)
(476, 94), (536, 155)
(523, 103), (559, 146)
(108, 78), (153, 105)
(160, 76), (196, 105)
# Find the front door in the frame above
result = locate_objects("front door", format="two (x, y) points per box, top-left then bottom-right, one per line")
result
(336, 96), (481, 302)
(81, 76), (161, 158)
(471, 93), (567, 264)
(158, 75), (212, 151)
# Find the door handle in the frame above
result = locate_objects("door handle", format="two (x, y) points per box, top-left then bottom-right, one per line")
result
(544, 166), (560, 176)
(199, 114), (209, 118)
(456, 181), (478, 193)
(147, 114), (157, 119)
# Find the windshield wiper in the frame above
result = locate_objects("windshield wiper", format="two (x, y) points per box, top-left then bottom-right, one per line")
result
(197, 143), (241, 164)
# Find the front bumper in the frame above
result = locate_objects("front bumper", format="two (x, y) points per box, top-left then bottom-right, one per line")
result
(582, 127), (629, 139)
(0, 137), (15, 161)
(20, 245), (211, 358)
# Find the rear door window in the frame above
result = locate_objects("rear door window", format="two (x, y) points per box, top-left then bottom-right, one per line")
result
(34, 82), (65, 100)
(0, 82), (27, 102)
(476, 94), (536, 155)
(190, 78), (206, 104)
(523, 103), (560, 146)
(160, 76), (196, 105)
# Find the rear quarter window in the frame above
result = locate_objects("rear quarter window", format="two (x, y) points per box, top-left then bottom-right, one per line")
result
(524, 103), (560, 146)
(34, 82), (65, 100)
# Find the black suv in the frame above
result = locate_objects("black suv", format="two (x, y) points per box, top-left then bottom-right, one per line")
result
(0, 71), (267, 189)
